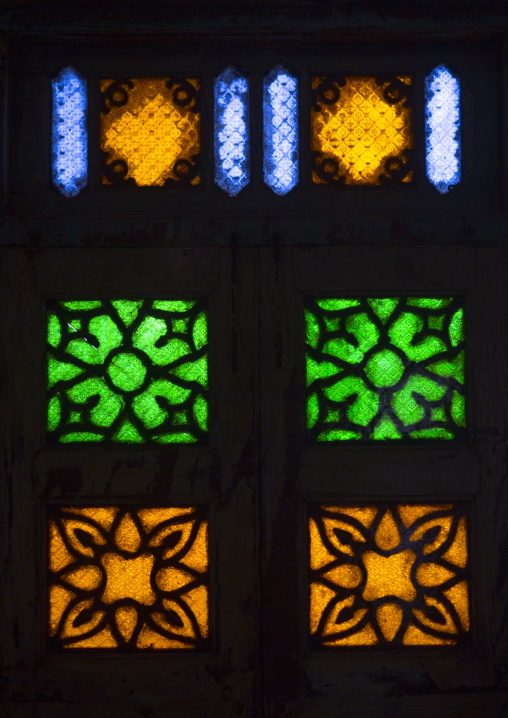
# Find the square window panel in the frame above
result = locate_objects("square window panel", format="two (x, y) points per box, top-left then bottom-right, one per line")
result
(47, 299), (208, 444)
(311, 75), (413, 185)
(305, 297), (465, 441)
(48, 505), (209, 650)
(100, 78), (201, 187)
(309, 503), (469, 647)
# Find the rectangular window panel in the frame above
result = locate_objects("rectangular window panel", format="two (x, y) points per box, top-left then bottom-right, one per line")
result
(311, 76), (413, 185)
(48, 505), (209, 650)
(309, 503), (469, 647)
(47, 299), (208, 444)
(305, 297), (465, 441)
(100, 78), (200, 186)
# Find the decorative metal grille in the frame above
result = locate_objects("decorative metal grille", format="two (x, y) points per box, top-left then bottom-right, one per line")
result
(263, 65), (299, 195)
(47, 299), (208, 444)
(305, 297), (465, 441)
(311, 75), (413, 185)
(309, 503), (469, 647)
(51, 67), (88, 197)
(48, 506), (209, 650)
(100, 78), (201, 187)
(425, 65), (461, 194)
(214, 66), (250, 196)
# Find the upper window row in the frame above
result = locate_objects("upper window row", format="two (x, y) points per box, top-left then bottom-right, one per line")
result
(52, 64), (461, 198)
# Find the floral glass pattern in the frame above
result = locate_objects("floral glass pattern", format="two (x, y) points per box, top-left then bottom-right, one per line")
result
(309, 503), (469, 647)
(100, 78), (201, 186)
(48, 506), (209, 650)
(51, 67), (88, 197)
(425, 65), (461, 194)
(305, 297), (465, 441)
(214, 66), (250, 196)
(47, 299), (208, 444)
(311, 76), (413, 185)
(263, 65), (299, 195)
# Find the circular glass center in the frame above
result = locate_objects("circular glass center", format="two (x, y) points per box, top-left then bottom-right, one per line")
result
(107, 352), (146, 391)
(365, 349), (404, 388)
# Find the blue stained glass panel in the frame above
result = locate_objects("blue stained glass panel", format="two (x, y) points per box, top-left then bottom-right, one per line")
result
(52, 67), (88, 198)
(425, 65), (461, 194)
(214, 67), (249, 196)
(263, 66), (299, 195)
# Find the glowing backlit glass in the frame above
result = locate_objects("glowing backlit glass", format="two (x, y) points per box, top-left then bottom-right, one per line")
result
(48, 506), (209, 649)
(263, 66), (299, 195)
(425, 65), (461, 193)
(100, 78), (201, 186)
(47, 299), (208, 444)
(51, 67), (88, 197)
(309, 503), (469, 647)
(306, 297), (465, 440)
(311, 76), (413, 185)
(214, 66), (250, 196)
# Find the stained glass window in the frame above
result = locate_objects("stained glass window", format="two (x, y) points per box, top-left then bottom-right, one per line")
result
(305, 297), (465, 440)
(47, 299), (208, 444)
(425, 65), (461, 194)
(100, 78), (201, 186)
(311, 76), (413, 185)
(309, 503), (469, 647)
(214, 67), (250, 196)
(48, 506), (208, 649)
(263, 66), (298, 195)
(51, 67), (88, 197)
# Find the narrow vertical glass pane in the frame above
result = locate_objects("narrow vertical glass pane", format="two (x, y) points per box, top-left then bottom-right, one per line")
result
(425, 65), (461, 193)
(51, 67), (88, 197)
(263, 66), (299, 195)
(214, 66), (249, 196)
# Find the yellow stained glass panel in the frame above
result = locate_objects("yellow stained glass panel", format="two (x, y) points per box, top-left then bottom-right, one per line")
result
(309, 504), (469, 647)
(101, 78), (200, 186)
(48, 506), (208, 650)
(311, 76), (413, 185)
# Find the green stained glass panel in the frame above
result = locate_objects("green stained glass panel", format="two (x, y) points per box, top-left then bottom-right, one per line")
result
(305, 297), (465, 441)
(47, 299), (208, 444)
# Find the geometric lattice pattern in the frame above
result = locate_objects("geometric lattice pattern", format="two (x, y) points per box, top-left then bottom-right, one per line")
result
(51, 67), (88, 198)
(305, 297), (465, 441)
(48, 506), (208, 650)
(310, 503), (469, 647)
(100, 78), (201, 186)
(47, 299), (208, 444)
(311, 76), (413, 185)
(263, 65), (299, 195)
(425, 65), (461, 194)
(214, 66), (250, 196)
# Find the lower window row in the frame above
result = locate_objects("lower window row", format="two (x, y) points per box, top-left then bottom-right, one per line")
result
(48, 502), (469, 650)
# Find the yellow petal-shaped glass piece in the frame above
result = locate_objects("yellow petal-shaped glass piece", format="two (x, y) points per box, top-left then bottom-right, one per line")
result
(115, 605), (138, 642)
(114, 512), (141, 553)
(376, 602), (403, 642)
(62, 565), (102, 591)
(374, 510), (400, 550)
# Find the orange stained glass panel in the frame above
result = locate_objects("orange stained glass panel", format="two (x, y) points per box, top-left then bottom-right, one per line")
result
(309, 503), (469, 647)
(48, 506), (208, 649)
(311, 76), (413, 185)
(100, 78), (200, 186)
